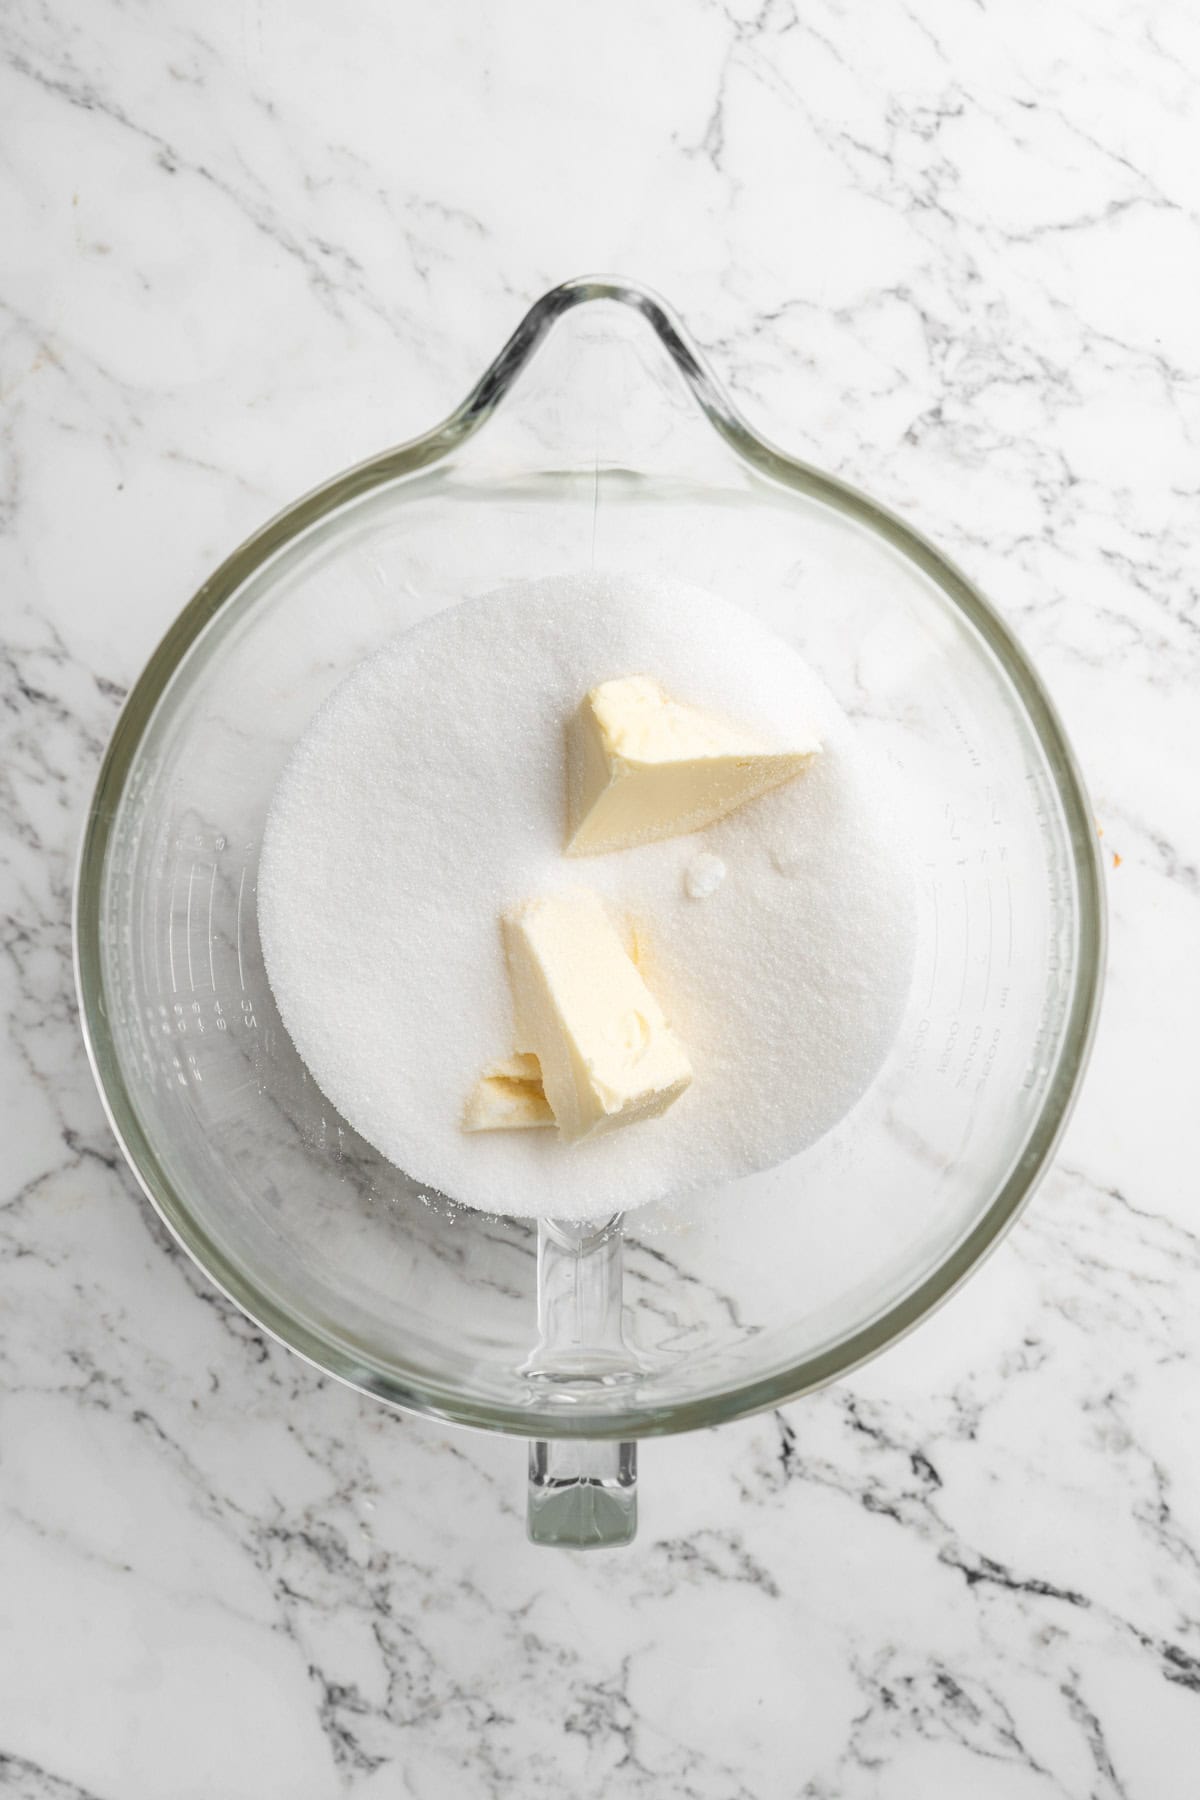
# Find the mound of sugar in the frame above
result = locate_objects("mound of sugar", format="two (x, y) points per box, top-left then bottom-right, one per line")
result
(258, 573), (916, 1220)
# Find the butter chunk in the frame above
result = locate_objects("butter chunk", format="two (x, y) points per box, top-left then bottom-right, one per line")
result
(565, 675), (820, 855)
(502, 889), (691, 1143)
(463, 1054), (555, 1133)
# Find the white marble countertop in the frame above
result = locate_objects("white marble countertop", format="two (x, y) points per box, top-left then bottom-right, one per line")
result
(4, 2), (1199, 1795)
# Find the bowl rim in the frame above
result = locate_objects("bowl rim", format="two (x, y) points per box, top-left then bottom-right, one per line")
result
(74, 275), (1106, 1439)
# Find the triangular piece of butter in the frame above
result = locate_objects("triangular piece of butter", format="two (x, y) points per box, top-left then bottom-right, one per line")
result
(565, 675), (820, 855)
(502, 890), (691, 1143)
(463, 1054), (555, 1132)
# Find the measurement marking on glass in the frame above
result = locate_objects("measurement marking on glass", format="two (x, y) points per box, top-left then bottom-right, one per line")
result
(146, 848), (160, 1003)
(958, 876), (969, 1011)
(236, 866), (247, 991)
(206, 863), (217, 990)
(589, 450), (600, 567)
(1003, 873), (1014, 967)
(185, 863), (197, 993)
(139, 898), (154, 1007)
(927, 886), (939, 1008)
(167, 854), (179, 994)
(982, 882), (993, 1010)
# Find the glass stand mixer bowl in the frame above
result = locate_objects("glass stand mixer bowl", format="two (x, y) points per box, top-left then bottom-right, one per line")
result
(74, 278), (1104, 1547)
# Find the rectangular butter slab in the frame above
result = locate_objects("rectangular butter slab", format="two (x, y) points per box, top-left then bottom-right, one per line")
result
(502, 889), (691, 1143)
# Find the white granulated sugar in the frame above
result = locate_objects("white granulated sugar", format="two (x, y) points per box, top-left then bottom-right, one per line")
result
(258, 572), (916, 1221)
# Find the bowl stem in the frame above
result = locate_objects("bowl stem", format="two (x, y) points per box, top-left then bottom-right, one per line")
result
(525, 1215), (638, 1548)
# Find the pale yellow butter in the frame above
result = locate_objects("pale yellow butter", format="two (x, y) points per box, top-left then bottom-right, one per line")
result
(501, 889), (691, 1143)
(463, 1054), (555, 1133)
(565, 675), (820, 855)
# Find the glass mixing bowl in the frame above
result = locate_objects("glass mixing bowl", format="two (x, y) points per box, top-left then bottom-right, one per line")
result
(75, 278), (1104, 1547)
